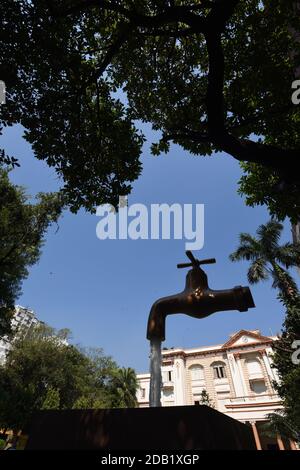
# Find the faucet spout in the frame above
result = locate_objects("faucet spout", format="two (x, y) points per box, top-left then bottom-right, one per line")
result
(147, 265), (255, 341)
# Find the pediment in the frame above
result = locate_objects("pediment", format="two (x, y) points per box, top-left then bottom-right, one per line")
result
(223, 330), (272, 348)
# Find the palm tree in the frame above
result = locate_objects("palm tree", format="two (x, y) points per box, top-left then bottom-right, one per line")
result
(229, 220), (300, 303)
(112, 367), (138, 408)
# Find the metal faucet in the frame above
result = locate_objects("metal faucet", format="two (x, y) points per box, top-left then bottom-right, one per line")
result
(147, 251), (255, 341)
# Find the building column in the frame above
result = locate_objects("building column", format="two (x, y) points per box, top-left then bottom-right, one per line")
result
(174, 358), (186, 406)
(289, 439), (298, 450)
(235, 353), (248, 396)
(276, 434), (285, 450)
(250, 421), (262, 450)
(227, 352), (244, 397)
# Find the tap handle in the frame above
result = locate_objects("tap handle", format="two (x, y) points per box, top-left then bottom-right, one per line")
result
(177, 251), (216, 269)
(177, 262), (193, 269)
(186, 250), (197, 265)
(186, 251), (216, 266)
(199, 258), (216, 265)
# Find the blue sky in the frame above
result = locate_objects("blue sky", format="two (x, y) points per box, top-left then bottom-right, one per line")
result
(1, 123), (296, 373)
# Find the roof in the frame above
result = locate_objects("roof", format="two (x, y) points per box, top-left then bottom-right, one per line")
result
(160, 329), (276, 358)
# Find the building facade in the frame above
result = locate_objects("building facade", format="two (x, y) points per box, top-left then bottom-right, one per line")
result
(0, 305), (40, 364)
(137, 329), (298, 450)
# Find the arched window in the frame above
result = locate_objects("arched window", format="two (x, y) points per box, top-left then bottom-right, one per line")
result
(246, 357), (263, 377)
(211, 361), (227, 379)
(189, 365), (204, 381)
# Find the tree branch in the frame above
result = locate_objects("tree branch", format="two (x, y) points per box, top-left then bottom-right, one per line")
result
(213, 134), (300, 180)
(59, 1), (129, 18)
(91, 23), (133, 83)
(205, 31), (225, 135)
(58, 0), (300, 181)
(162, 131), (209, 143)
(60, 1), (208, 32)
(203, 5), (300, 182)
(206, 0), (240, 31)
(137, 28), (195, 38)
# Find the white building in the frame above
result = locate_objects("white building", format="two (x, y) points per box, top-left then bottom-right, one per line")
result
(0, 305), (41, 364)
(137, 329), (298, 450)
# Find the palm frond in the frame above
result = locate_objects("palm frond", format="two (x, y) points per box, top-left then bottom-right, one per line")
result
(276, 243), (300, 269)
(239, 233), (259, 246)
(247, 258), (269, 284)
(257, 220), (283, 255)
(230, 234), (260, 262)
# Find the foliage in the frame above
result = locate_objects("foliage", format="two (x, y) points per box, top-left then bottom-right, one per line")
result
(41, 387), (60, 410)
(0, 169), (64, 335)
(271, 292), (300, 436)
(238, 162), (300, 223)
(109, 367), (139, 408)
(1, 1), (300, 214)
(71, 395), (110, 410)
(260, 411), (299, 441)
(199, 389), (214, 408)
(0, 324), (128, 430)
(230, 219), (300, 299)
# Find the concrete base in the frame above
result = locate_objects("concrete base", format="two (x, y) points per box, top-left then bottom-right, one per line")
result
(26, 405), (256, 450)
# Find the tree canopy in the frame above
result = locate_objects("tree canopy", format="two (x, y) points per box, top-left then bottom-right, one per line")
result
(270, 289), (300, 437)
(238, 162), (300, 223)
(1, 1), (299, 214)
(0, 169), (64, 335)
(0, 324), (138, 430)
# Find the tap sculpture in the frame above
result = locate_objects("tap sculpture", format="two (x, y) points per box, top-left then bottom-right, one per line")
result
(147, 251), (255, 341)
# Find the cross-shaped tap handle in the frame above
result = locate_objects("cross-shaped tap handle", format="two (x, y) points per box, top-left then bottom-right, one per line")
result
(177, 251), (216, 269)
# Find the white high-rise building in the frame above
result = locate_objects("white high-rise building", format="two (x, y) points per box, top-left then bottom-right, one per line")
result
(0, 305), (41, 364)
